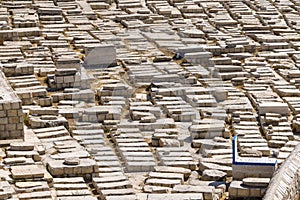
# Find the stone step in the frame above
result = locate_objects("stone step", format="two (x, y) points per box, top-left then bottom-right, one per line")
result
(18, 191), (52, 200)
(192, 139), (231, 149)
(160, 157), (195, 162)
(121, 151), (154, 157)
(57, 197), (97, 200)
(119, 147), (151, 152)
(100, 188), (135, 197)
(143, 185), (172, 193)
(157, 151), (193, 157)
(56, 189), (92, 196)
(202, 148), (232, 157)
(242, 177), (270, 187)
(92, 151), (116, 157)
(40, 136), (73, 143)
(238, 138), (267, 143)
(200, 158), (232, 167)
(161, 161), (198, 170)
(149, 172), (184, 181)
(51, 151), (90, 160)
(98, 171), (124, 177)
(105, 195), (137, 200)
(36, 130), (69, 139)
(252, 147), (271, 156)
(125, 161), (155, 172)
(117, 142), (149, 147)
(124, 154), (155, 161)
(72, 129), (104, 136)
(14, 181), (49, 193)
(115, 138), (146, 143)
(53, 177), (85, 184)
(145, 178), (182, 187)
(93, 176), (128, 183)
(94, 156), (119, 161)
(94, 180), (133, 190)
(6, 150), (40, 161)
(268, 140), (286, 148)
(97, 161), (121, 167)
(239, 143), (268, 148)
(73, 135), (104, 141)
(33, 126), (66, 134)
(54, 183), (88, 190)
(154, 166), (191, 178)
(4, 157), (35, 165)
(79, 139), (105, 145)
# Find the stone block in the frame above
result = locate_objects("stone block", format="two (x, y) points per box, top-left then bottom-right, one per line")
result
(10, 142), (34, 151)
(83, 44), (116, 68)
(258, 102), (289, 115)
(11, 165), (44, 179)
(232, 164), (275, 180)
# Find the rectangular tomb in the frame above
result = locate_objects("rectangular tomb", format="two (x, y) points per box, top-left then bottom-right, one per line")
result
(83, 44), (116, 68)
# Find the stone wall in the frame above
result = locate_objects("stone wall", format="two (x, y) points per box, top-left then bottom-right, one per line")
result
(263, 144), (300, 200)
(0, 71), (24, 139)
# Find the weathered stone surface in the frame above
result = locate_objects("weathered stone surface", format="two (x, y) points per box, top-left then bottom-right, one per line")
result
(83, 45), (116, 68)
(1, 1), (300, 200)
(63, 157), (80, 165)
(243, 177), (270, 187)
(10, 142), (34, 151)
(199, 162), (232, 176)
(201, 169), (227, 181)
(11, 165), (45, 179)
